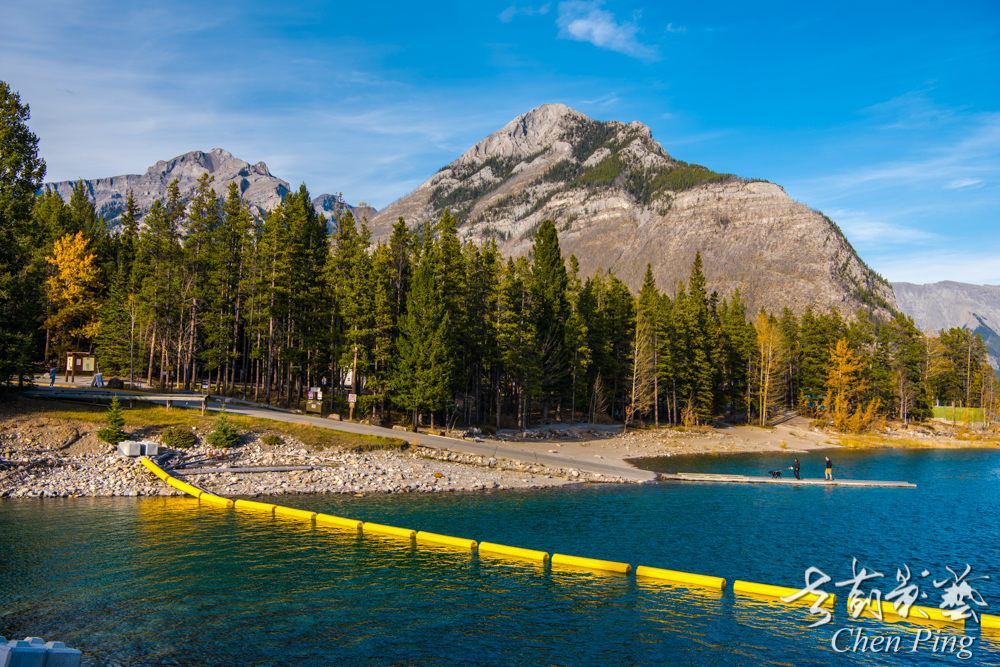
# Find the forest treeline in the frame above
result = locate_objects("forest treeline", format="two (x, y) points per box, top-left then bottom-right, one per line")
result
(1, 81), (997, 430)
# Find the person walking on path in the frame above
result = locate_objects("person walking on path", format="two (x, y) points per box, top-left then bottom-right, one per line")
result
(825, 456), (833, 480)
(49, 366), (57, 386)
(793, 458), (801, 480)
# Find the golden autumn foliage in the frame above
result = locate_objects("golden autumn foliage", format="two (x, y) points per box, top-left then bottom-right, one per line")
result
(43, 231), (103, 349)
(824, 338), (884, 432)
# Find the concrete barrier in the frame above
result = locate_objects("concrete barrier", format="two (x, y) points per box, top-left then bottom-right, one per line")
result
(274, 506), (317, 521)
(478, 542), (549, 563)
(552, 554), (631, 575)
(0, 637), (81, 667)
(199, 494), (234, 508)
(234, 499), (277, 515)
(315, 513), (363, 530)
(362, 523), (416, 539)
(733, 580), (836, 608)
(415, 531), (477, 550)
(636, 566), (726, 590)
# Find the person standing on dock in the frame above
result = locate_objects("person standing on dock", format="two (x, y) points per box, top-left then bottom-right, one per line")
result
(793, 458), (800, 480)
(825, 456), (833, 480)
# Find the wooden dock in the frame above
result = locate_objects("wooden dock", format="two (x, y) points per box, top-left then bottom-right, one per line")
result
(659, 472), (916, 488)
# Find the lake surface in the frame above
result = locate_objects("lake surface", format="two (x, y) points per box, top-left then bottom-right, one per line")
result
(3, 448), (1000, 666)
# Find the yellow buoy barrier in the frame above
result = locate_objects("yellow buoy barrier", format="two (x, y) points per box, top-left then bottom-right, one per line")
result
(733, 580), (837, 608)
(362, 522), (416, 539)
(234, 499), (277, 515)
(551, 554), (631, 575)
(165, 477), (204, 499)
(139, 457), (170, 481)
(274, 505), (318, 521)
(316, 513), (363, 530)
(199, 493), (234, 508)
(982, 614), (1000, 631)
(416, 531), (477, 550)
(636, 566), (726, 590)
(478, 542), (549, 563)
(875, 601), (964, 627)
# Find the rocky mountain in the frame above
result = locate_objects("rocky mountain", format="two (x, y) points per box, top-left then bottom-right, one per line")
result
(370, 103), (896, 318)
(42, 148), (374, 227)
(892, 281), (1000, 369)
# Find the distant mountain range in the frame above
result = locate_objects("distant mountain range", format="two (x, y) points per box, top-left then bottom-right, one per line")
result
(41, 148), (375, 228)
(369, 104), (896, 318)
(893, 281), (1000, 369)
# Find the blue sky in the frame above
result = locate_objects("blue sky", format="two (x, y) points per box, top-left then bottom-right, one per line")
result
(3, 0), (998, 284)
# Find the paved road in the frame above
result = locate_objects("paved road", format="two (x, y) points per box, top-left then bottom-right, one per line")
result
(24, 387), (656, 482)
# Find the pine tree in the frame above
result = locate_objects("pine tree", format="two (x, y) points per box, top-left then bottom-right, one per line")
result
(206, 406), (240, 448)
(0, 81), (47, 386)
(677, 252), (718, 423)
(391, 249), (453, 430)
(528, 219), (571, 418)
(633, 264), (660, 424)
(96, 396), (128, 445)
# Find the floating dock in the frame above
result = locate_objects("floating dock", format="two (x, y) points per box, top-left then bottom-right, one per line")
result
(659, 472), (916, 488)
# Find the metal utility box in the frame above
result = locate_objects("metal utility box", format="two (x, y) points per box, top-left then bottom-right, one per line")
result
(306, 388), (323, 415)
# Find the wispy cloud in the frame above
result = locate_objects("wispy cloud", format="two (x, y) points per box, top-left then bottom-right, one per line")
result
(823, 209), (935, 245)
(499, 3), (550, 23)
(944, 178), (983, 189)
(802, 112), (1000, 194)
(877, 251), (1000, 285)
(556, 1), (659, 61)
(664, 23), (686, 33)
(581, 92), (620, 106)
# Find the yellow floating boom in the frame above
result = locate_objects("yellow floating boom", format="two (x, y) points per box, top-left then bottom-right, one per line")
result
(551, 553), (631, 575)
(478, 542), (549, 563)
(362, 522), (416, 539)
(636, 566), (726, 590)
(316, 513), (362, 530)
(416, 531), (477, 550)
(733, 580), (837, 608)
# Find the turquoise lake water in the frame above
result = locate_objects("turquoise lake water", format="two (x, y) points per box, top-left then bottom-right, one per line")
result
(3, 448), (1000, 666)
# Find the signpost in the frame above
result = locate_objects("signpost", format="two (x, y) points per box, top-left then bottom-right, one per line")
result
(348, 393), (357, 421)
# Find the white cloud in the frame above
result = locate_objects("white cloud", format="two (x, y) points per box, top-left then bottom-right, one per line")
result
(581, 92), (620, 106)
(499, 3), (550, 23)
(876, 251), (1000, 286)
(556, 1), (659, 61)
(944, 178), (983, 189)
(664, 23), (686, 33)
(823, 209), (935, 245)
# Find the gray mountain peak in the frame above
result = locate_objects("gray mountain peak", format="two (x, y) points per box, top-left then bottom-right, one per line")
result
(370, 103), (895, 319)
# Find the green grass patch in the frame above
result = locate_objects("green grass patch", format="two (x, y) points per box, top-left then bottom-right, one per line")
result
(3, 396), (405, 452)
(932, 406), (985, 422)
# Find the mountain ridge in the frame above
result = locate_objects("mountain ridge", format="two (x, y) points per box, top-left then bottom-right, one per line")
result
(370, 103), (896, 318)
(42, 148), (374, 227)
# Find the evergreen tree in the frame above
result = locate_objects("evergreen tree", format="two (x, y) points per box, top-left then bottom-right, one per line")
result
(0, 81), (47, 385)
(528, 219), (570, 417)
(391, 249), (453, 429)
(96, 396), (128, 445)
(677, 252), (718, 423)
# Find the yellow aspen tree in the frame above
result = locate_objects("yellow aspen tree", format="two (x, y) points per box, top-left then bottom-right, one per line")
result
(825, 338), (865, 430)
(754, 311), (784, 426)
(43, 231), (103, 351)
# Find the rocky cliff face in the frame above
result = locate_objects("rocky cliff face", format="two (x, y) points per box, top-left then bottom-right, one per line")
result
(369, 104), (896, 318)
(893, 281), (1000, 369)
(42, 148), (374, 227)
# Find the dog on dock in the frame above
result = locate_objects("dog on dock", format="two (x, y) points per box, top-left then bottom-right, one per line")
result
(768, 470), (782, 478)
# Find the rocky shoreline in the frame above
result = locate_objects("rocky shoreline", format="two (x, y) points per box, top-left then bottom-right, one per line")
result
(0, 439), (633, 500)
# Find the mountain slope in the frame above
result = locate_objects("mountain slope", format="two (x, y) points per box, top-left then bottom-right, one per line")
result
(892, 281), (1000, 369)
(369, 104), (896, 318)
(42, 148), (374, 226)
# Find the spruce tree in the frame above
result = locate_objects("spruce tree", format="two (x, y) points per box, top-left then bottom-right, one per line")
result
(391, 249), (453, 430)
(528, 219), (571, 417)
(97, 396), (128, 445)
